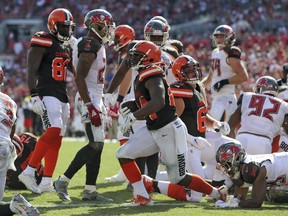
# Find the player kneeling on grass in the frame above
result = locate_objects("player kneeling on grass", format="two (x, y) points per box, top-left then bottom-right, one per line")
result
(6, 133), (44, 190)
(105, 40), (228, 206)
(215, 142), (288, 208)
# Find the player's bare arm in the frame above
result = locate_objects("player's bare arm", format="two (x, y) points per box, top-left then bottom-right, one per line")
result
(174, 97), (185, 117)
(118, 68), (132, 97)
(201, 68), (213, 89)
(107, 55), (131, 94)
(133, 77), (165, 120)
(75, 52), (95, 103)
(238, 166), (267, 208)
(227, 58), (248, 84)
(228, 105), (241, 138)
(27, 46), (45, 91)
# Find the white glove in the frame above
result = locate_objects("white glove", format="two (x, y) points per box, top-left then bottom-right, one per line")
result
(104, 93), (117, 108)
(215, 195), (240, 208)
(213, 121), (230, 135)
(120, 112), (136, 133)
(32, 96), (46, 115)
(120, 105), (131, 117)
(187, 135), (211, 150)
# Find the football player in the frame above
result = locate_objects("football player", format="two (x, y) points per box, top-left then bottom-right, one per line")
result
(18, 8), (75, 194)
(53, 9), (115, 202)
(6, 133), (44, 190)
(0, 67), (40, 215)
(202, 25), (248, 122)
(216, 142), (288, 208)
(105, 40), (228, 206)
(228, 76), (288, 154)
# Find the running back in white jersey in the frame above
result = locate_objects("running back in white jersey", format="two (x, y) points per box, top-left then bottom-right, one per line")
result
(210, 48), (236, 96)
(73, 37), (106, 95)
(0, 92), (17, 139)
(238, 92), (288, 140)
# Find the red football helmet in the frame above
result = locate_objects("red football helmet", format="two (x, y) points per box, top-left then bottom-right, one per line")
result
(144, 20), (169, 46)
(212, 25), (236, 48)
(216, 142), (245, 178)
(84, 9), (115, 44)
(113, 25), (135, 51)
(0, 67), (5, 86)
(128, 41), (162, 69)
(254, 76), (278, 96)
(150, 16), (171, 31)
(47, 8), (75, 42)
(172, 55), (202, 83)
(12, 134), (24, 157)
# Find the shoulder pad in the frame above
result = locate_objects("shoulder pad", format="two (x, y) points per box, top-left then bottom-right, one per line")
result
(167, 39), (184, 54)
(30, 31), (53, 47)
(161, 46), (179, 59)
(78, 37), (101, 54)
(279, 85), (288, 93)
(224, 46), (241, 59)
(240, 162), (261, 184)
(138, 66), (164, 82)
(170, 83), (193, 98)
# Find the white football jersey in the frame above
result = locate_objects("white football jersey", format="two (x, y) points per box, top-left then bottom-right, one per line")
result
(277, 89), (288, 102)
(210, 48), (236, 96)
(244, 152), (288, 184)
(73, 37), (106, 95)
(0, 92), (17, 140)
(161, 50), (176, 84)
(238, 92), (288, 140)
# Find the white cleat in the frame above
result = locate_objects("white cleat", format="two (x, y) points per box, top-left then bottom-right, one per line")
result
(38, 183), (56, 193)
(18, 172), (41, 194)
(11, 194), (40, 216)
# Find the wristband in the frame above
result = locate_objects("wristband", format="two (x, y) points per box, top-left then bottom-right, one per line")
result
(117, 95), (124, 103)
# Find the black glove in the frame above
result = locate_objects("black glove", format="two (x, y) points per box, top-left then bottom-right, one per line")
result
(213, 79), (229, 92)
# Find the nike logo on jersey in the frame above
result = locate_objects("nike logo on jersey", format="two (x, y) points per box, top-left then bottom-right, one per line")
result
(162, 134), (168, 137)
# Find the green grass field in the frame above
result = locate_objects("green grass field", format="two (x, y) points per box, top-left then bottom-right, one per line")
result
(4, 139), (288, 215)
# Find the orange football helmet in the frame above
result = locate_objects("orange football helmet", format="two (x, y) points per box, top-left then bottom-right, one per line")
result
(128, 41), (162, 69)
(47, 8), (75, 42)
(113, 25), (135, 51)
(172, 55), (202, 83)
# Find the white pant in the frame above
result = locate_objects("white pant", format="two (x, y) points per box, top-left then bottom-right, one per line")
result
(236, 133), (272, 154)
(116, 118), (188, 183)
(41, 96), (70, 136)
(210, 94), (237, 121)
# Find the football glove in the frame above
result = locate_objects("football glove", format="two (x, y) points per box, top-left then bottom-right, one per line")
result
(213, 79), (229, 92)
(120, 112), (136, 133)
(85, 102), (102, 127)
(31, 96), (46, 115)
(213, 121), (230, 135)
(187, 135), (211, 150)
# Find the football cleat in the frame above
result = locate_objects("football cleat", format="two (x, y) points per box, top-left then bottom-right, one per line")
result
(11, 194), (40, 216)
(142, 175), (154, 194)
(82, 190), (113, 202)
(38, 183), (56, 193)
(125, 195), (153, 206)
(53, 177), (71, 202)
(18, 173), (41, 194)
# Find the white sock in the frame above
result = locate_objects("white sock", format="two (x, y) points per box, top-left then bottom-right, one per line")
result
(60, 175), (70, 182)
(209, 187), (220, 200)
(84, 185), (96, 192)
(157, 181), (169, 195)
(132, 179), (149, 199)
(23, 166), (36, 175)
(9, 201), (18, 214)
(40, 177), (51, 185)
